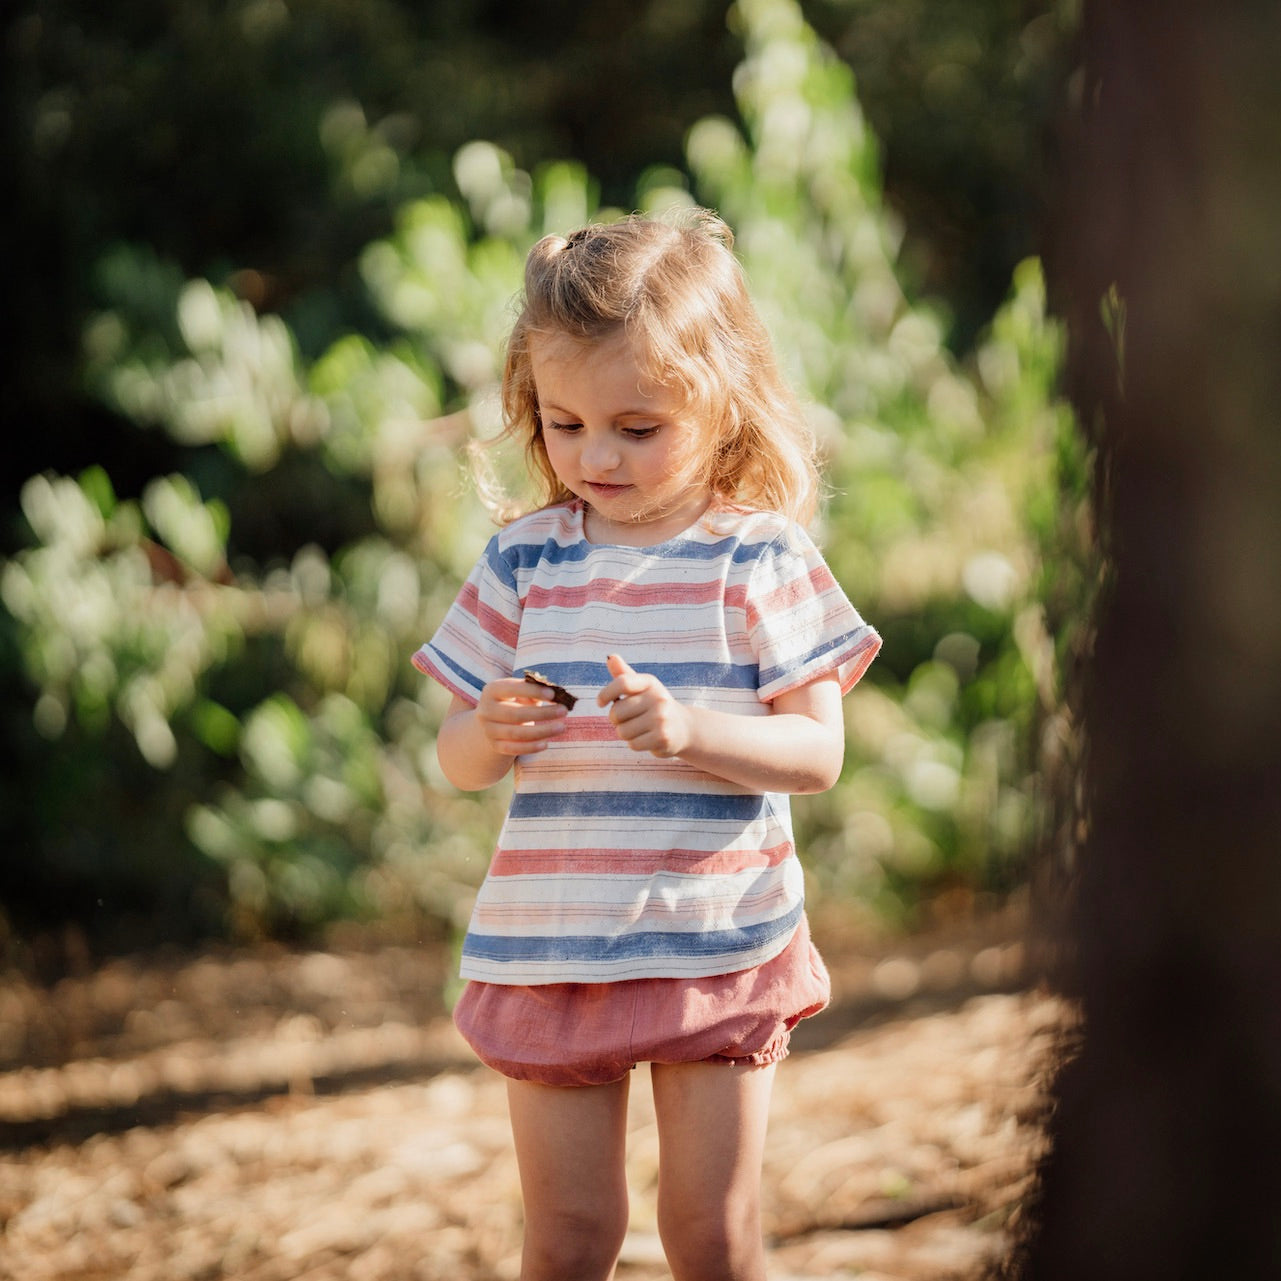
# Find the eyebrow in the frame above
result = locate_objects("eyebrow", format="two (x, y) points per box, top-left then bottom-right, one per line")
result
(538, 401), (662, 422)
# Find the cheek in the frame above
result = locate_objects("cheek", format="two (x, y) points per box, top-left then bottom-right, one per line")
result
(655, 436), (708, 486)
(541, 432), (573, 473)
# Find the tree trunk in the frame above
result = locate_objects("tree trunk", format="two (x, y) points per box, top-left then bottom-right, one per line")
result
(1021, 3), (1281, 1278)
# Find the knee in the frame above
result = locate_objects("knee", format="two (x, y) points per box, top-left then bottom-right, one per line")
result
(658, 1198), (764, 1281)
(521, 1204), (629, 1281)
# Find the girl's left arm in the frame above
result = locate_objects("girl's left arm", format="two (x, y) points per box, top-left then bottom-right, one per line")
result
(597, 654), (845, 795)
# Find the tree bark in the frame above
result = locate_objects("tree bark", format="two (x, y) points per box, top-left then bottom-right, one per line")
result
(1021, 4), (1281, 1278)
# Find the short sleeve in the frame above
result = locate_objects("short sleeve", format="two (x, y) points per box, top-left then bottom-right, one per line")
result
(412, 536), (520, 705)
(747, 526), (881, 702)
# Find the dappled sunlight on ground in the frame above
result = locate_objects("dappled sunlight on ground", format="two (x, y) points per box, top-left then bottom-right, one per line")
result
(0, 921), (1072, 1280)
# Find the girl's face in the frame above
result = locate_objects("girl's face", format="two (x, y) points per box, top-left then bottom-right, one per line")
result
(531, 330), (713, 546)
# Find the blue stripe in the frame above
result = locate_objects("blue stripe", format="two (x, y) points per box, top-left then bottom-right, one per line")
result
(496, 531), (784, 573)
(739, 532), (790, 567)
(513, 661), (759, 691)
(421, 645), (483, 696)
(462, 902), (802, 964)
(509, 790), (769, 822)
(757, 627), (874, 689)
(492, 536), (586, 573)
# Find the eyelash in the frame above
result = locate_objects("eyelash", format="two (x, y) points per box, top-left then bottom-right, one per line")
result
(547, 421), (659, 440)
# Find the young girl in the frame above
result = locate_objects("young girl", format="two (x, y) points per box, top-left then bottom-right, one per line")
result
(414, 209), (880, 1281)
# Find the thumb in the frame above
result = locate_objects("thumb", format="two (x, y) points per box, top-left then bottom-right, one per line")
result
(606, 653), (633, 678)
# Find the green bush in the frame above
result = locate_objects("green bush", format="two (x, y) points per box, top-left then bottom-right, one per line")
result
(1, 0), (1089, 949)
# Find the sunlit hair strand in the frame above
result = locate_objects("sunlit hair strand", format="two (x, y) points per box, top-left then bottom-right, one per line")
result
(481, 208), (820, 526)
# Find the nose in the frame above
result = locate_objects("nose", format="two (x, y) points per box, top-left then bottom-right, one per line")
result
(580, 433), (620, 475)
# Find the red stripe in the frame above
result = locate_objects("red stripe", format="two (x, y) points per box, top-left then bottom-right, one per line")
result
(745, 564), (830, 629)
(412, 653), (476, 705)
(476, 606), (520, 649)
(489, 842), (794, 877)
(452, 580), (520, 649)
(564, 717), (627, 742)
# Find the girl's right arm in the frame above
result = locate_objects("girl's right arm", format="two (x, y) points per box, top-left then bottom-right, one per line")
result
(436, 679), (570, 791)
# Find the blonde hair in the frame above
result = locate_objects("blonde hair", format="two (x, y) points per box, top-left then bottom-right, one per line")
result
(483, 208), (820, 525)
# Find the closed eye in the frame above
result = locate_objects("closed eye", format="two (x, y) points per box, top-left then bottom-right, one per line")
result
(545, 420), (659, 440)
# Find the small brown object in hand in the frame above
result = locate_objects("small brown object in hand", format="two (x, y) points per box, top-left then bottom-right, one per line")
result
(522, 670), (578, 710)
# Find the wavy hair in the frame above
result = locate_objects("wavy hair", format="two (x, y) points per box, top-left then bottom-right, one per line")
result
(480, 208), (820, 526)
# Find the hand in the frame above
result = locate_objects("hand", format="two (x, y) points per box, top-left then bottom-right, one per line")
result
(597, 654), (694, 758)
(475, 676), (570, 756)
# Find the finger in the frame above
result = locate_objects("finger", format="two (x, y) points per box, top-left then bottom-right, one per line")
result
(492, 736), (553, 756)
(496, 677), (563, 704)
(603, 653), (642, 699)
(608, 695), (645, 727)
(481, 710), (568, 752)
(486, 680), (568, 711)
(486, 718), (567, 753)
(618, 725), (663, 755)
(598, 653), (648, 707)
(598, 654), (624, 707)
(484, 718), (562, 744)
(518, 701), (570, 722)
(612, 717), (647, 748)
(485, 703), (568, 730)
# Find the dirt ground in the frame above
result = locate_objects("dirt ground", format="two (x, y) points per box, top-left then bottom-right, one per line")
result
(0, 906), (1073, 1281)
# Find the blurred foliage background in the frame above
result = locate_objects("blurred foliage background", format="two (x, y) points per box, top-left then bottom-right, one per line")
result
(1, 0), (1092, 964)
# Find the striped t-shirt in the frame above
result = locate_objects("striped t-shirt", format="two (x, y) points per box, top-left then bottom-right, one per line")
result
(414, 500), (880, 985)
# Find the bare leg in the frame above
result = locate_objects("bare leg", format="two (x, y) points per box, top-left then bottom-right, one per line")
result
(506, 1075), (632, 1281)
(650, 1060), (777, 1281)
